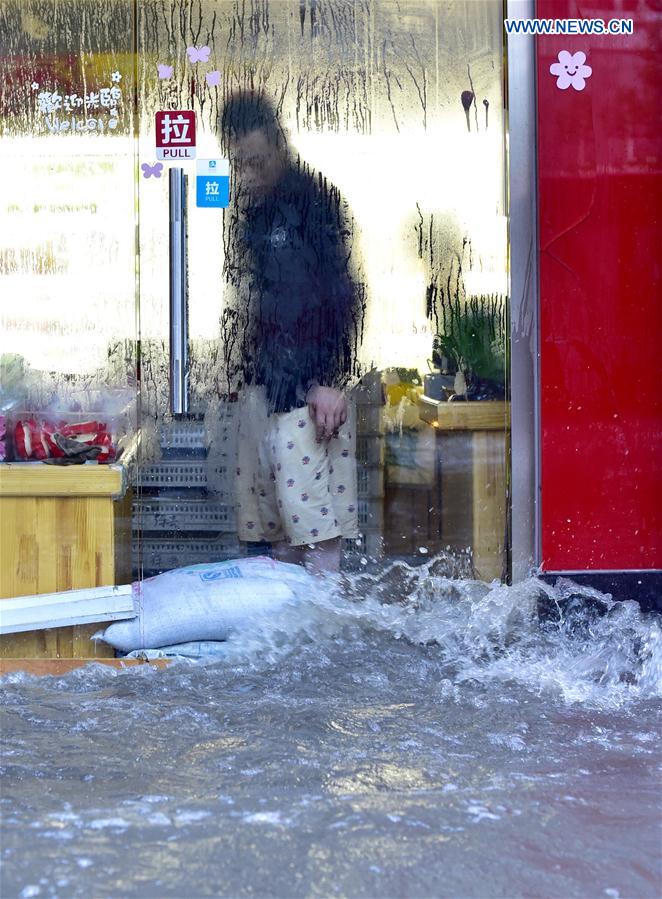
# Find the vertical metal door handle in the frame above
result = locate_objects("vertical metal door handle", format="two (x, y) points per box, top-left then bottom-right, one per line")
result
(169, 167), (189, 416)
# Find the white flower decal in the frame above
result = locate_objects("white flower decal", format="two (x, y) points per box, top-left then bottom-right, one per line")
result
(111, 71), (122, 83)
(550, 50), (592, 91)
(31, 81), (39, 90)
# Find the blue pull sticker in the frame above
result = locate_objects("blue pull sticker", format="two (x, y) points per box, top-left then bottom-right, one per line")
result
(196, 158), (229, 208)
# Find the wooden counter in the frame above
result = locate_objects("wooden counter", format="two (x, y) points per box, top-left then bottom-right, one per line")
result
(418, 398), (510, 582)
(0, 454), (134, 661)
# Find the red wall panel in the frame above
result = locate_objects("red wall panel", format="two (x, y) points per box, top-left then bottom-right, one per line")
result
(536, 0), (662, 570)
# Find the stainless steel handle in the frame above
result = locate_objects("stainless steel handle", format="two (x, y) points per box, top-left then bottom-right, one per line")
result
(169, 167), (189, 416)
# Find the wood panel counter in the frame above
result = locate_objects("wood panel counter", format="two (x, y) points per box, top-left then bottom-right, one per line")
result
(418, 398), (510, 582)
(0, 454), (134, 660)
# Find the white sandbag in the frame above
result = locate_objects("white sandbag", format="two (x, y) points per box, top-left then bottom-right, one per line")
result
(124, 642), (230, 660)
(95, 557), (311, 652)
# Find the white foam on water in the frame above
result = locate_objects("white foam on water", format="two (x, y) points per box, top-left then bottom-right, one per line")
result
(184, 560), (662, 707)
(2, 560), (659, 709)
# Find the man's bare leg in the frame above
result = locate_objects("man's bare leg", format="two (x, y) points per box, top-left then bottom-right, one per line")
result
(272, 541), (305, 567)
(303, 537), (342, 575)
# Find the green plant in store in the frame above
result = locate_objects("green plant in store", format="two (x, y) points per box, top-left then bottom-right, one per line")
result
(435, 294), (508, 400)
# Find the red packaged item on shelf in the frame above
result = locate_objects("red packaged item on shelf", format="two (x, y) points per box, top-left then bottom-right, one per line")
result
(14, 419), (36, 460)
(42, 421), (66, 459)
(12, 414), (120, 463)
(14, 419), (51, 460)
(59, 420), (101, 442)
(94, 430), (116, 463)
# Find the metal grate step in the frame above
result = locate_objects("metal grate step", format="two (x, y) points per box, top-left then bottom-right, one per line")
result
(136, 461), (232, 492)
(134, 497), (236, 532)
(139, 535), (244, 572)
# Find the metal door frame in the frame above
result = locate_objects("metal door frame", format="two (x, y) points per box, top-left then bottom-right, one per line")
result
(506, 0), (541, 582)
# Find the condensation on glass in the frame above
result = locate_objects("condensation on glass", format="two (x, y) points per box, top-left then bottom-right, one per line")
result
(0, 0), (138, 417)
(0, 1), (509, 582)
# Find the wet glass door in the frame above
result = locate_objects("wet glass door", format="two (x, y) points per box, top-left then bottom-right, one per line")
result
(0, 0), (138, 428)
(0, 0), (139, 657)
(133, 0), (509, 582)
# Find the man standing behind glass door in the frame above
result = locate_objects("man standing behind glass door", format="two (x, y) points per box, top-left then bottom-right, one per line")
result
(219, 91), (364, 573)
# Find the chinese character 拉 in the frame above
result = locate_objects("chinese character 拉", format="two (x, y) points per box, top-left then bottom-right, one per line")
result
(160, 112), (193, 145)
(205, 180), (219, 196)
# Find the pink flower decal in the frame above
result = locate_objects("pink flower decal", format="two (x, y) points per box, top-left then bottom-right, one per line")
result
(550, 50), (592, 91)
(157, 64), (173, 79)
(187, 45), (211, 63)
(205, 70), (221, 87)
(287, 478), (295, 487)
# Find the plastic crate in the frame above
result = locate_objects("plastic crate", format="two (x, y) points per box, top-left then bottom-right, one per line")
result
(137, 461), (231, 492)
(356, 434), (385, 465)
(357, 497), (383, 530)
(133, 497), (236, 532)
(160, 418), (238, 459)
(160, 419), (207, 451)
(352, 371), (384, 405)
(343, 531), (384, 560)
(139, 535), (244, 572)
(355, 404), (383, 434)
(356, 464), (385, 498)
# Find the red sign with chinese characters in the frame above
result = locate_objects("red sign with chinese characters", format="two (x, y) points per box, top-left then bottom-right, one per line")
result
(155, 110), (196, 160)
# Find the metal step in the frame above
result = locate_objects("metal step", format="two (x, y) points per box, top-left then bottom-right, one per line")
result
(133, 496), (236, 532)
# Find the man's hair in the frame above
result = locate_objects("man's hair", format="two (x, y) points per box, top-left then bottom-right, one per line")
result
(220, 90), (285, 151)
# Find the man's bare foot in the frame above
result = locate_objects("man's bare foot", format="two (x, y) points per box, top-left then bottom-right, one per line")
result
(273, 537), (342, 575)
(303, 536), (342, 575)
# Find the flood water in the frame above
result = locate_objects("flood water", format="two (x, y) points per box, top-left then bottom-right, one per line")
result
(1, 566), (661, 899)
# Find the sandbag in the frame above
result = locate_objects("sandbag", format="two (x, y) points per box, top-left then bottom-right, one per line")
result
(124, 642), (230, 660)
(95, 557), (311, 652)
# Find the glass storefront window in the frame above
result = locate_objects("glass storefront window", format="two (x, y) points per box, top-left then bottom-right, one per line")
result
(1, 0), (509, 594)
(135, 0), (508, 580)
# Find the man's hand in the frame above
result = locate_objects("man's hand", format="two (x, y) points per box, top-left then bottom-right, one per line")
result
(306, 385), (347, 442)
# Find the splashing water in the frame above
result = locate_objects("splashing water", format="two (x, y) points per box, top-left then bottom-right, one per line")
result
(166, 562), (662, 707)
(2, 567), (661, 899)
